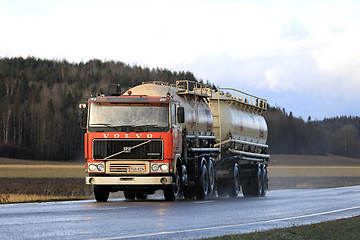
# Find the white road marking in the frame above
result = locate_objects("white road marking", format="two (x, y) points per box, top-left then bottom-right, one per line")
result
(89, 205), (360, 240)
(94, 207), (128, 211)
(193, 201), (215, 204)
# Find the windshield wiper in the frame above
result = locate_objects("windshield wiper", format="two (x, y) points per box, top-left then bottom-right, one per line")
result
(135, 124), (156, 127)
(90, 123), (123, 131)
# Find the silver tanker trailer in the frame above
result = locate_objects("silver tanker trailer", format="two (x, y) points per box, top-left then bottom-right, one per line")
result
(81, 80), (269, 201)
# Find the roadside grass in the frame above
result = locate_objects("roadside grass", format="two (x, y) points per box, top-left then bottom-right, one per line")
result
(0, 157), (81, 165)
(0, 193), (88, 204)
(206, 215), (360, 240)
(268, 166), (360, 178)
(0, 165), (85, 178)
(0, 157), (84, 178)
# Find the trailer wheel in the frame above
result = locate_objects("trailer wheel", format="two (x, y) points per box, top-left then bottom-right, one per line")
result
(94, 185), (109, 202)
(164, 166), (180, 201)
(123, 191), (136, 200)
(242, 165), (263, 197)
(241, 178), (252, 197)
(196, 161), (209, 200)
(208, 158), (215, 195)
(249, 165), (263, 197)
(228, 164), (240, 197)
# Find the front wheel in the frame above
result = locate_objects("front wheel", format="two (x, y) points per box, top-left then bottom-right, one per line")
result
(164, 166), (180, 201)
(94, 186), (109, 202)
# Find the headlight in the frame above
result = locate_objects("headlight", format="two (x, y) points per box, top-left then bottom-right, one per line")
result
(151, 163), (169, 173)
(151, 164), (159, 172)
(88, 163), (105, 173)
(88, 164), (97, 172)
(160, 164), (169, 172)
(97, 163), (105, 172)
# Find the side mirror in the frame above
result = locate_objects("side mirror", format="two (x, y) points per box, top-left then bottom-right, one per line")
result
(78, 103), (88, 129)
(177, 107), (185, 124)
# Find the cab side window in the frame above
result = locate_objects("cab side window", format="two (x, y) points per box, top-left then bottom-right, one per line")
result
(171, 104), (176, 125)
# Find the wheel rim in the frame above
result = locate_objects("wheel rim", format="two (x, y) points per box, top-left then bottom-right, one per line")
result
(208, 159), (215, 193)
(258, 166), (263, 196)
(174, 167), (180, 197)
(202, 164), (209, 196)
(234, 166), (240, 195)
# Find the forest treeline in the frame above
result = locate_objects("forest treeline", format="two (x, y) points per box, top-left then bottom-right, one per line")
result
(0, 57), (359, 160)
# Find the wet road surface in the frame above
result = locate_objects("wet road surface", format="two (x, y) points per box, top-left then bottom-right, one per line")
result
(1, 185), (360, 239)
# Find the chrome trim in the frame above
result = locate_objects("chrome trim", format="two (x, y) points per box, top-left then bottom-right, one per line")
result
(188, 148), (220, 152)
(229, 148), (270, 159)
(86, 176), (173, 185)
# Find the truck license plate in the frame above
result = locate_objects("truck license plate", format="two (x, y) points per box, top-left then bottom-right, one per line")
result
(130, 166), (145, 172)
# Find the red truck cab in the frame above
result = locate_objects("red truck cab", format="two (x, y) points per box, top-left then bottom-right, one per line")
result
(81, 88), (183, 202)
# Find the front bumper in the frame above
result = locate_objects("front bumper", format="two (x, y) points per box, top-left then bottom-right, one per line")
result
(85, 176), (173, 185)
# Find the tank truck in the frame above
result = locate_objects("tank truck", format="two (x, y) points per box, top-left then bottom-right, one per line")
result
(79, 80), (269, 202)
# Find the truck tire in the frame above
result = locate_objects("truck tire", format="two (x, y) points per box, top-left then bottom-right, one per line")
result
(243, 165), (263, 197)
(164, 166), (180, 201)
(208, 158), (215, 195)
(94, 186), (109, 202)
(241, 178), (252, 197)
(228, 164), (240, 197)
(253, 165), (263, 197)
(196, 162), (209, 200)
(261, 165), (268, 197)
(124, 191), (136, 200)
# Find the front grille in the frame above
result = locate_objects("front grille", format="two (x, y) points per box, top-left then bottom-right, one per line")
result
(107, 161), (149, 174)
(93, 139), (163, 160)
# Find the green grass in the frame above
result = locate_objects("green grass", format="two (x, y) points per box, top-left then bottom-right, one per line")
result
(206, 215), (360, 240)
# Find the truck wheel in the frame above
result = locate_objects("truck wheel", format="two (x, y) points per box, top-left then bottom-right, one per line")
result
(228, 164), (240, 197)
(124, 191), (136, 200)
(261, 165), (268, 197)
(208, 158), (215, 195)
(94, 186), (109, 202)
(164, 166), (180, 201)
(196, 162), (209, 200)
(250, 165), (263, 197)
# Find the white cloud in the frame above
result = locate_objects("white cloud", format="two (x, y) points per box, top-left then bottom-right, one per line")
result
(1, 0), (360, 117)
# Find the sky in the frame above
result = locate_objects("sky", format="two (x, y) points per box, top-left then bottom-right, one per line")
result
(1, 0), (360, 120)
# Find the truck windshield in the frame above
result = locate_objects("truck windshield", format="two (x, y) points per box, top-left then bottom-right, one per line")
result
(89, 103), (169, 129)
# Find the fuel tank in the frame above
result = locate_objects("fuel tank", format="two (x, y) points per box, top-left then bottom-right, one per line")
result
(126, 82), (268, 144)
(126, 83), (213, 136)
(208, 91), (268, 145)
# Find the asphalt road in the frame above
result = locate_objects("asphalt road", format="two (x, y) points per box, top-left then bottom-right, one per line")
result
(1, 185), (360, 240)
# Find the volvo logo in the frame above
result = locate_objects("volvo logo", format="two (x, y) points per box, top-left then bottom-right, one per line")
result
(103, 133), (153, 139)
(123, 147), (131, 153)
